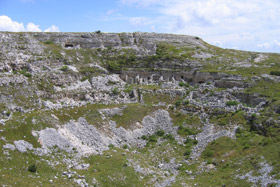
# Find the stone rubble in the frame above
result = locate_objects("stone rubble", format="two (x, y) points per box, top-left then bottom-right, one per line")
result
(236, 161), (280, 187)
(13, 140), (34, 153)
(34, 109), (182, 156)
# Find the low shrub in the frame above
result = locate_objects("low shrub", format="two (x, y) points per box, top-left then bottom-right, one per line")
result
(179, 82), (185, 87)
(156, 130), (165, 137)
(23, 72), (32, 77)
(178, 82), (189, 87)
(112, 87), (119, 95)
(226, 100), (239, 106)
(184, 149), (191, 156)
(59, 65), (68, 72)
(163, 134), (174, 140)
(175, 100), (182, 107)
(203, 149), (214, 158)
(148, 135), (158, 142)
(141, 135), (148, 140)
(43, 41), (53, 44)
(28, 164), (37, 172)
(20, 68), (32, 77)
(270, 71), (280, 76)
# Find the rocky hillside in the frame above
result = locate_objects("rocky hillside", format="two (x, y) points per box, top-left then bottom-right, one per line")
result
(0, 32), (280, 187)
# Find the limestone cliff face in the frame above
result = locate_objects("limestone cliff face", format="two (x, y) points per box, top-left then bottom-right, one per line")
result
(32, 32), (204, 50)
(0, 31), (269, 113)
(0, 32), (204, 55)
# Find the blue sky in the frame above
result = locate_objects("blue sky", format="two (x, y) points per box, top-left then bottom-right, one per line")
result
(1, 0), (280, 53)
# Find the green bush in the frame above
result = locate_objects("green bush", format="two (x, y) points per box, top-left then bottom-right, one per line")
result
(108, 144), (115, 148)
(59, 65), (68, 72)
(79, 66), (100, 75)
(123, 144), (128, 149)
(175, 100), (182, 107)
(182, 100), (189, 105)
(270, 71), (280, 76)
(243, 144), (250, 150)
(178, 82), (189, 87)
(203, 149), (214, 158)
(28, 164), (37, 172)
(156, 130), (165, 137)
(107, 61), (121, 72)
(184, 138), (191, 144)
(23, 72), (32, 77)
(226, 100), (239, 106)
(163, 134), (174, 140)
(43, 41), (53, 44)
(193, 139), (198, 144)
(141, 135), (148, 140)
(148, 135), (158, 142)
(20, 68), (32, 77)
(179, 82), (185, 87)
(184, 149), (191, 156)
(178, 126), (199, 136)
(169, 105), (175, 110)
(217, 120), (226, 126)
(251, 113), (257, 119)
(112, 87), (119, 95)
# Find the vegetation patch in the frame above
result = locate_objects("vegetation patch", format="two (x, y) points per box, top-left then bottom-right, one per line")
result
(270, 71), (280, 76)
(111, 103), (154, 129)
(59, 65), (68, 72)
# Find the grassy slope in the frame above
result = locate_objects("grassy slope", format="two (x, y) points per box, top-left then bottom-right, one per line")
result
(0, 35), (280, 186)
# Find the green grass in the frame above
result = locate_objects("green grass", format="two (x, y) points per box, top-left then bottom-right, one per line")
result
(1, 33), (280, 186)
(83, 149), (144, 186)
(0, 141), (75, 187)
(209, 110), (247, 127)
(111, 103), (154, 129)
(226, 100), (239, 106)
(245, 79), (280, 100)
(170, 111), (202, 127)
(177, 125), (200, 136)
(79, 65), (102, 81)
(192, 129), (280, 186)
(143, 92), (183, 106)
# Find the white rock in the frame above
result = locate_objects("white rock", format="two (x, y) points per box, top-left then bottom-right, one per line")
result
(14, 140), (33, 153)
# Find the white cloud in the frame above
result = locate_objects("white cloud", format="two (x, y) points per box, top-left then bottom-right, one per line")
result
(129, 17), (150, 26)
(257, 40), (280, 49)
(26, 23), (42, 32)
(0, 15), (60, 33)
(210, 41), (223, 48)
(119, 0), (280, 52)
(44, 25), (60, 32)
(0, 15), (25, 32)
(257, 43), (270, 49)
(160, 0), (275, 29)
